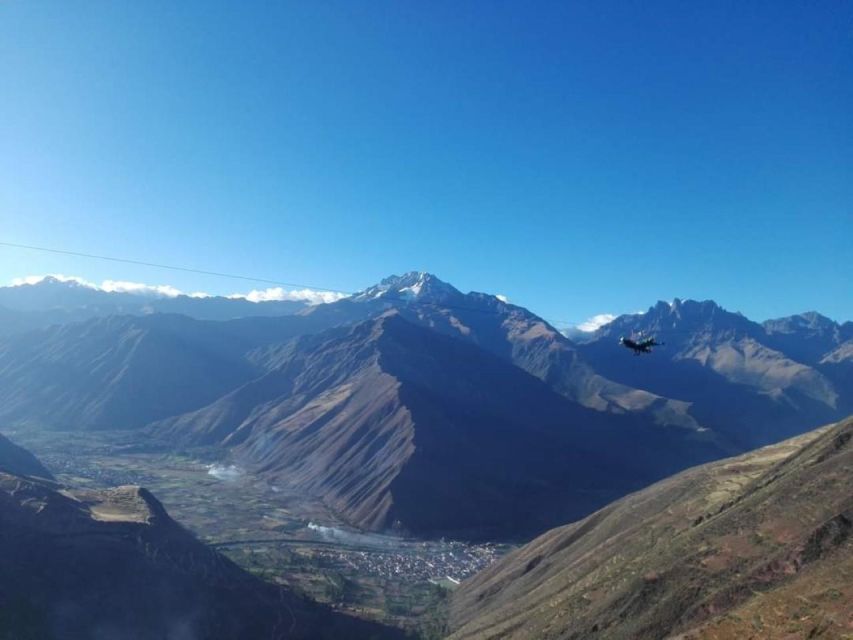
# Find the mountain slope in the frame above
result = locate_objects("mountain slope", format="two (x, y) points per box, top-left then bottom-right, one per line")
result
(0, 463), (400, 638)
(579, 299), (848, 448)
(153, 313), (726, 539)
(448, 416), (853, 640)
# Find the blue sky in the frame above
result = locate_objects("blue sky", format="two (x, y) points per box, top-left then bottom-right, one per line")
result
(1, 1), (851, 325)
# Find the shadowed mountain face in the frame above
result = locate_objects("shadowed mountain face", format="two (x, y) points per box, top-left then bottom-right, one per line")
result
(448, 416), (853, 640)
(579, 300), (852, 448)
(0, 433), (53, 479)
(0, 314), (257, 430)
(0, 313), (336, 430)
(153, 313), (727, 540)
(0, 453), (401, 639)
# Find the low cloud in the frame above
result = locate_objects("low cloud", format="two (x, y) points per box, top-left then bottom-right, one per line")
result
(207, 464), (244, 481)
(495, 294), (509, 303)
(233, 287), (350, 305)
(576, 313), (617, 332)
(100, 280), (185, 298)
(10, 274), (347, 305)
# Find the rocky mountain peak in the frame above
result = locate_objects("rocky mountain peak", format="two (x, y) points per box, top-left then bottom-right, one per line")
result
(355, 271), (462, 302)
(763, 311), (839, 335)
(629, 298), (754, 336)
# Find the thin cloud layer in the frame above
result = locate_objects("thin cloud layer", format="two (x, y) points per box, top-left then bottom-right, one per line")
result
(101, 280), (186, 298)
(234, 287), (350, 305)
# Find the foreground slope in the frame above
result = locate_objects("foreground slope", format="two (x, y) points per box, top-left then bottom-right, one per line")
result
(0, 464), (400, 638)
(449, 416), (853, 640)
(154, 313), (724, 539)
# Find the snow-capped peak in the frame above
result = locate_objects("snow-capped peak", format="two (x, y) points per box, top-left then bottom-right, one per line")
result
(354, 272), (461, 302)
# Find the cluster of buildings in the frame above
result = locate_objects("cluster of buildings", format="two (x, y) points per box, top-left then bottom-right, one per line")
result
(309, 540), (503, 584)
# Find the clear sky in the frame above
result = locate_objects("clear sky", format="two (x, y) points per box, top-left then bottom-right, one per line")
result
(1, 1), (851, 325)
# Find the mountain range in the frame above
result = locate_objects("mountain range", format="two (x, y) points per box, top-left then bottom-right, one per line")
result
(0, 275), (309, 334)
(579, 300), (852, 448)
(0, 273), (849, 539)
(0, 433), (401, 639)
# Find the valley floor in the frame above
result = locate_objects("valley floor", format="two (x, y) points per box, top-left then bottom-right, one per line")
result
(8, 428), (514, 637)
